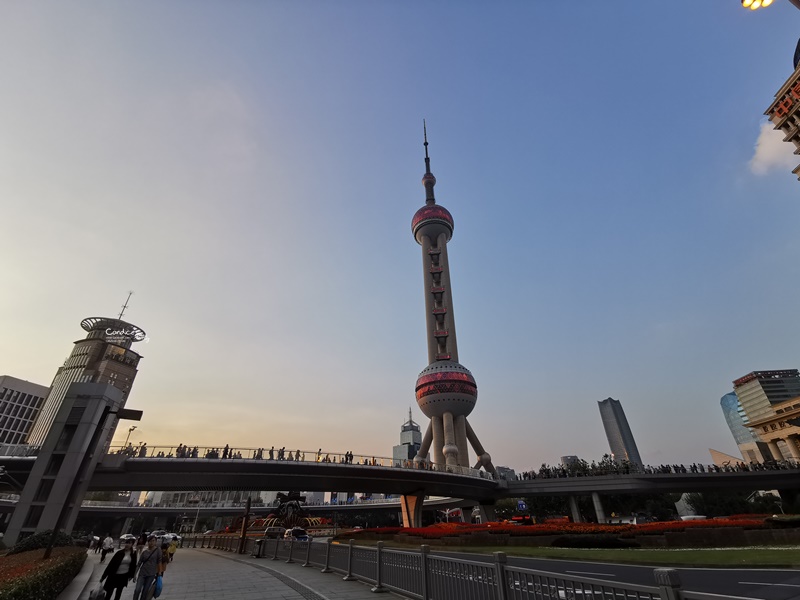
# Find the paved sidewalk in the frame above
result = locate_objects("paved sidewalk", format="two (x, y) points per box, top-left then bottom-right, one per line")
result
(73, 547), (410, 600)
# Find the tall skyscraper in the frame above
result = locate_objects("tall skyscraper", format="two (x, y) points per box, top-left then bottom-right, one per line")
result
(597, 397), (643, 466)
(26, 317), (146, 445)
(720, 391), (768, 463)
(733, 370), (800, 424)
(0, 376), (50, 445)
(393, 408), (422, 463)
(410, 126), (496, 475)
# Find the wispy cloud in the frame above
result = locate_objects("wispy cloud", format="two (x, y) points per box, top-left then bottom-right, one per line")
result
(750, 121), (797, 175)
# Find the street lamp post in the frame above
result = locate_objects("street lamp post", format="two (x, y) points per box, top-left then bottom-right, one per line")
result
(123, 425), (137, 447)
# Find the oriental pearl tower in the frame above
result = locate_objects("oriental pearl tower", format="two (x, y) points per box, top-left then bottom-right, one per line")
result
(411, 124), (496, 476)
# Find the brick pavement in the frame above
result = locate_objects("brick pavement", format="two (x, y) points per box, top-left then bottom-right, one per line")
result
(73, 546), (409, 600)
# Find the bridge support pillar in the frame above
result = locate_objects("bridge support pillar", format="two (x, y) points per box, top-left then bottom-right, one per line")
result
(591, 492), (606, 523)
(400, 491), (425, 528)
(478, 503), (496, 523)
(4, 383), (125, 548)
(568, 496), (582, 523)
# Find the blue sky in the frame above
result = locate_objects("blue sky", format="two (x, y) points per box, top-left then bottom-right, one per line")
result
(2, 2), (800, 471)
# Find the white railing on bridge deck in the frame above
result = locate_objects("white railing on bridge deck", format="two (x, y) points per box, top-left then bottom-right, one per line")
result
(0, 444), (39, 457)
(105, 445), (495, 480)
(181, 535), (722, 600)
(80, 495), (450, 509)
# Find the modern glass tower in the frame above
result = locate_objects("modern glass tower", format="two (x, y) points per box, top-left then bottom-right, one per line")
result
(597, 397), (643, 466)
(720, 391), (768, 463)
(410, 125), (496, 475)
(26, 317), (146, 446)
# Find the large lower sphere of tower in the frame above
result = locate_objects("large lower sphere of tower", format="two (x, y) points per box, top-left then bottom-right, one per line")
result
(412, 204), (454, 245)
(415, 360), (477, 418)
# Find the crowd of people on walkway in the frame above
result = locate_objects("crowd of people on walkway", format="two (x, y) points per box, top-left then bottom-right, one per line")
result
(517, 459), (800, 480)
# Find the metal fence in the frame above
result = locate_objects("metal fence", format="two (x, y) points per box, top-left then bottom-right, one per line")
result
(182, 535), (738, 600)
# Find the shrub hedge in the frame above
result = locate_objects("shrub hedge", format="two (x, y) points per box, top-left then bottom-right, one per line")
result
(9, 530), (74, 555)
(0, 547), (86, 600)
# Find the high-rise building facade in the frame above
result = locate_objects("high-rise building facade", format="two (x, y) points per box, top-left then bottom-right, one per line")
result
(720, 391), (768, 463)
(764, 64), (800, 180)
(0, 376), (50, 445)
(393, 409), (422, 463)
(733, 370), (800, 425)
(728, 370), (800, 463)
(597, 397), (643, 466)
(410, 127), (495, 475)
(26, 317), (146, 446)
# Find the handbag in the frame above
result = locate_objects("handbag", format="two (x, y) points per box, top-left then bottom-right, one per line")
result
(154, 574), (163, 599)
(88, 581), (105, 600)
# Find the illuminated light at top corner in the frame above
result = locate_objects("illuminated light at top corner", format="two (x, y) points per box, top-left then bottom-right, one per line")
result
(742, 0), (754, 6)
(750, 0), (762, 8)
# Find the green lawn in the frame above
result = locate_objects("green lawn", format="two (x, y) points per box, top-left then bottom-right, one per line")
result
(345, 539), (800, 568)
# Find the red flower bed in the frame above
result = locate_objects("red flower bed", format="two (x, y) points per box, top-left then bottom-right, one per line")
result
(359, 517), (770, 540)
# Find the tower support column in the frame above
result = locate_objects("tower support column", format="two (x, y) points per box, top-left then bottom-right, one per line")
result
(431, 417), (444, 465)
(455, 415), (468, 467)
(415, 422), (433, 464)
(442, 412), (458, 466)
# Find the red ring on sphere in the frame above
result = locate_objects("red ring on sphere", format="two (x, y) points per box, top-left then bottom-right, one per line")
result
(412, 204), (454, 233)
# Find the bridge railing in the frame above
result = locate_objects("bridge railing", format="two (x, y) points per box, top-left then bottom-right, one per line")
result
(183, 535), (722, 600)
(0, 444), (40, 457)
(105, 445), (494, 480)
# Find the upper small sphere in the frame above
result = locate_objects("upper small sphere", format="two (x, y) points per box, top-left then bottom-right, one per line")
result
(412, 204), (454, 245)
(415, 360), (477, 418)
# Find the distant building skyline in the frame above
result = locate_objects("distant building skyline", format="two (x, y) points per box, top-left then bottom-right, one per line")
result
(597, 397), (643, 466)
(0, 375), (49, 445)
(26, 317), (146, 446)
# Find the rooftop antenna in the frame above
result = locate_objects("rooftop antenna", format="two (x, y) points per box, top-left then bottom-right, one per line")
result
(118, 291), (134, 320)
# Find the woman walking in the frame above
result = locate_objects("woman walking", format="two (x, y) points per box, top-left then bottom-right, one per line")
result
(100, 538), (137, 600)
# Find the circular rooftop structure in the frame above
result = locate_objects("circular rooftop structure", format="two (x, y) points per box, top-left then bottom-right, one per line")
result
(81, 317), (147, 343)
(412, 204), (454, 245)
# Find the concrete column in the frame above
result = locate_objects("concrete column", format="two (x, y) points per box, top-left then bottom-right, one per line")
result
(5, 383), (124, 547)
(568, 496), (583, 523)
(454, 414), (468, 467)
(591, 492), (606, 523)
(478, 503), (497, 523)
(400, 492), (425, 528)
(431, 416), (444, 465)
(465, 420), (497, 475)
(767, 440), (784, 461)
(442, 412), (458, 466)
(782, 436), (800, 463)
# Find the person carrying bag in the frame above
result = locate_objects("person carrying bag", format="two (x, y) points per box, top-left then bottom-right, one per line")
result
(132, 535), (162, 600)
(100, 538), (137, 600)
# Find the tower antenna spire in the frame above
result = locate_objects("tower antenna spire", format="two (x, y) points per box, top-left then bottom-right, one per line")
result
(423, 119), (431, 174)
(422, 120), (436, 204)
(118, 291), (134, 320)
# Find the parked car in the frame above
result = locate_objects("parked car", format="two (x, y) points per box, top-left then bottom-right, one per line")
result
(203, 529), (216, 535)
(263, 527), (286, 539)
(283, 527), (311, 542)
